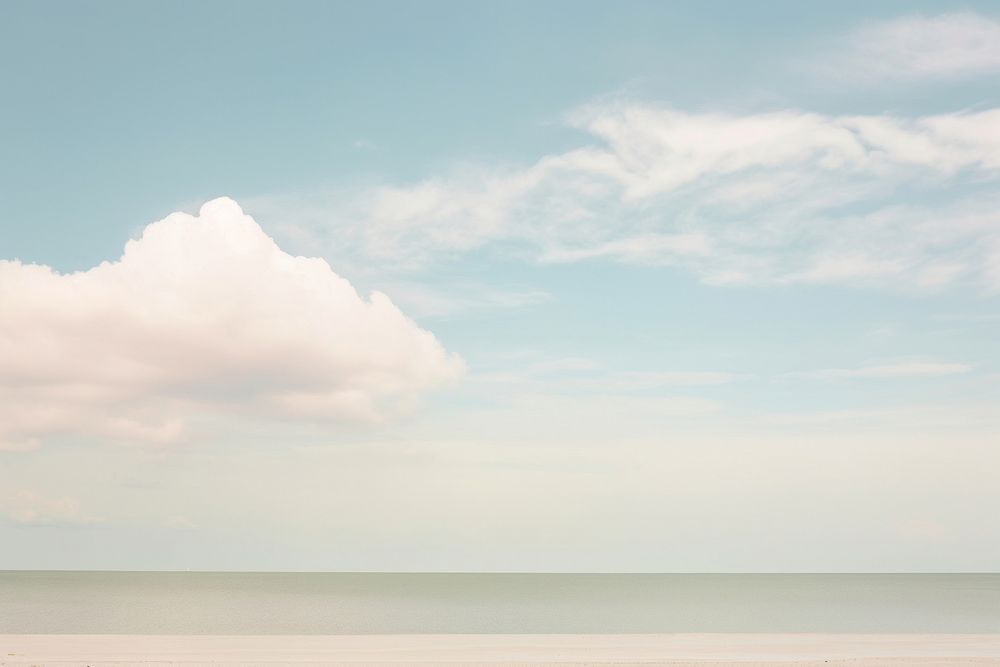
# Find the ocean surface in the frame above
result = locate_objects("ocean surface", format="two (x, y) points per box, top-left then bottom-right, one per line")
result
(0, 572), (997, 634)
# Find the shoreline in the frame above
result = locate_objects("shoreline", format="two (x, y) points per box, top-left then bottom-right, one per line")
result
(3, 633), (1000, 666)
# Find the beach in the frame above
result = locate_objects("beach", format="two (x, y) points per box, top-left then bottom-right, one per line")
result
(3, 633), (1000, 666)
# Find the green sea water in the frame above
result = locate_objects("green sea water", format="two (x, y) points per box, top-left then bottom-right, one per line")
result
(0, 572), (997, 634)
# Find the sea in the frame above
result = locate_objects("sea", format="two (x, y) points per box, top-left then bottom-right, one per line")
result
(0, 572), (997, 634)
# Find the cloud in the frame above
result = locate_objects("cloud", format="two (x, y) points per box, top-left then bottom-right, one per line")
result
(760, 401), (997, 430)
(802, 361), (971, 380)
(0, 198), (463, 449)
(473, 355), (737, 398)
(571, 371), (736, 391)
(0, 490), (99, 526)
(0, 438), (40, 453)
(830, 12), (1000, 83)
(253, 102), (1000, 292)
(379, 282), (552, 318)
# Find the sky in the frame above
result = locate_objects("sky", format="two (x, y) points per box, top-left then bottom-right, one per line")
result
(1, 0), (999, 572)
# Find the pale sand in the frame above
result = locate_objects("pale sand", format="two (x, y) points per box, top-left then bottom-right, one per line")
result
(2, 634), (1000, 666)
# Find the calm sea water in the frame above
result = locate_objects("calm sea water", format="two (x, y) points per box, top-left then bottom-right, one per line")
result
(0, 573), (997, 634)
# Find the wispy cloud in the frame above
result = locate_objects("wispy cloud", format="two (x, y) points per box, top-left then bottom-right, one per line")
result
(572, 371), (737, 391)
(802, 361), (972, 380)
(1, 490), (100, 526)
(475, 356), (738, 395)
(827, 12), (1000, 83)
(760, 401), (998, 430)
(0, 437), (40, 453)
(380, 283), (552, 319)
(251, 101), (1000, 293)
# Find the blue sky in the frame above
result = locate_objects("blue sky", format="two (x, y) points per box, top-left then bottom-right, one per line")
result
(1, 1), (999, 571)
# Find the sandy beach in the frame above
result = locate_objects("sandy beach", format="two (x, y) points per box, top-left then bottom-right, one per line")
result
(3, 633), (1000, 666)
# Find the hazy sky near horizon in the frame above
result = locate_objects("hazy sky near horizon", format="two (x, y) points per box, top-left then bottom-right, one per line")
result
(2, 0), (1000, 571)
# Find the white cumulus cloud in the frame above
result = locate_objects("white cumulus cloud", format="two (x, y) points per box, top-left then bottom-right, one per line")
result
(0, 198), (463, 449)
